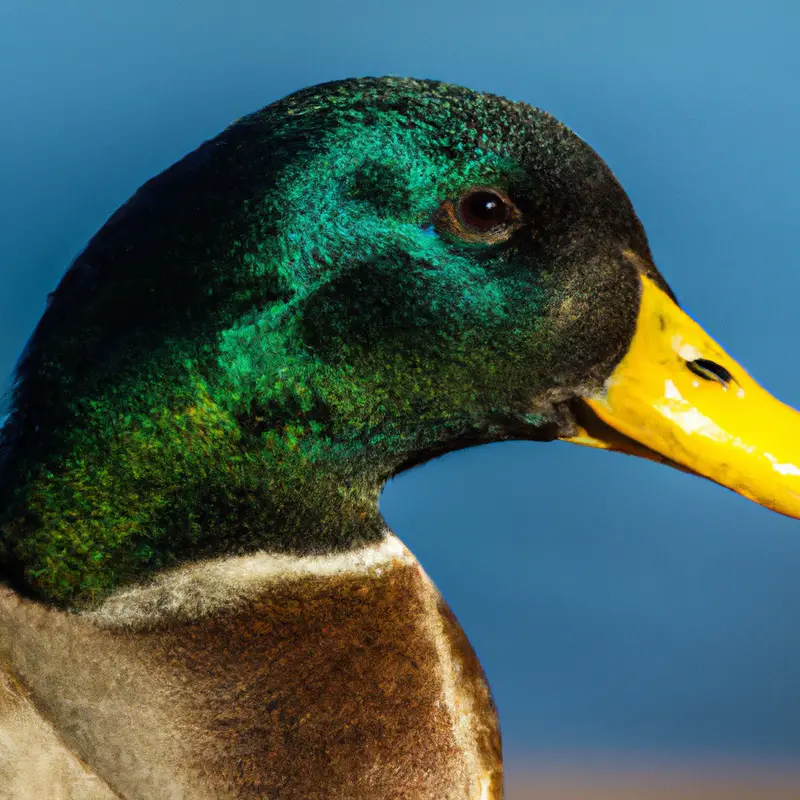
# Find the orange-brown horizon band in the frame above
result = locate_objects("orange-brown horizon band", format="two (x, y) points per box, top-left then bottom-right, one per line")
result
(561, 273), (800, 520)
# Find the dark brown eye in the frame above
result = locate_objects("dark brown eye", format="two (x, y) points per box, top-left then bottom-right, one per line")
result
(434, 187), (520, 243)
(458, 190), (508, 231)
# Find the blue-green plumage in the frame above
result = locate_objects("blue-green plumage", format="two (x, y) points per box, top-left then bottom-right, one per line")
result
(0, 78), (658, 606)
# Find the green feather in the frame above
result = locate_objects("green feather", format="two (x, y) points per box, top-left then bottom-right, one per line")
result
(0, 78), (657, 606)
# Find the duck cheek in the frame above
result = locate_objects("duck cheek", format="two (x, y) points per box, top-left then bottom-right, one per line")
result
(537, 260), (642, 392)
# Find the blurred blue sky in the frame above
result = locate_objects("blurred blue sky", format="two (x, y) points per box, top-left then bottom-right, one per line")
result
(2, 0), (800, 767)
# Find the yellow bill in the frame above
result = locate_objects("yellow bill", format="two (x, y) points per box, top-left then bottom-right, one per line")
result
(563, 268), (800, 519)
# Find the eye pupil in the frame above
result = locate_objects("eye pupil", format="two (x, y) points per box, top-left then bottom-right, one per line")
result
(459, 190), (508, 231)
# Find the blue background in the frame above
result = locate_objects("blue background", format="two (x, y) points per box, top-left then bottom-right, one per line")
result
(2, 0), (800, 771)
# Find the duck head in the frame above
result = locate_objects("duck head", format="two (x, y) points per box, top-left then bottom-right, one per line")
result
(1, 77), (799, 606)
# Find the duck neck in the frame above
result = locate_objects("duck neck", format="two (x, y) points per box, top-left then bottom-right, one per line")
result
(0, 347), (497, 606)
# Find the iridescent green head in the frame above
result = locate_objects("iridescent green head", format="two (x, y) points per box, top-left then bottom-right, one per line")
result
(0, 77), (670, 606)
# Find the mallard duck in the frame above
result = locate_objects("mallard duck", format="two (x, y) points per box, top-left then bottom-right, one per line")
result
(0, 77), (798, 800)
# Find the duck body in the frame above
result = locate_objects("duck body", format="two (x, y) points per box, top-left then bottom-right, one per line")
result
(0, 534), (500, 799)
(2, 77), (799, 799)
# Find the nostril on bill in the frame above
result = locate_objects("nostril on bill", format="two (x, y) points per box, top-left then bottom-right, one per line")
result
(686, 358), (735, 386)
